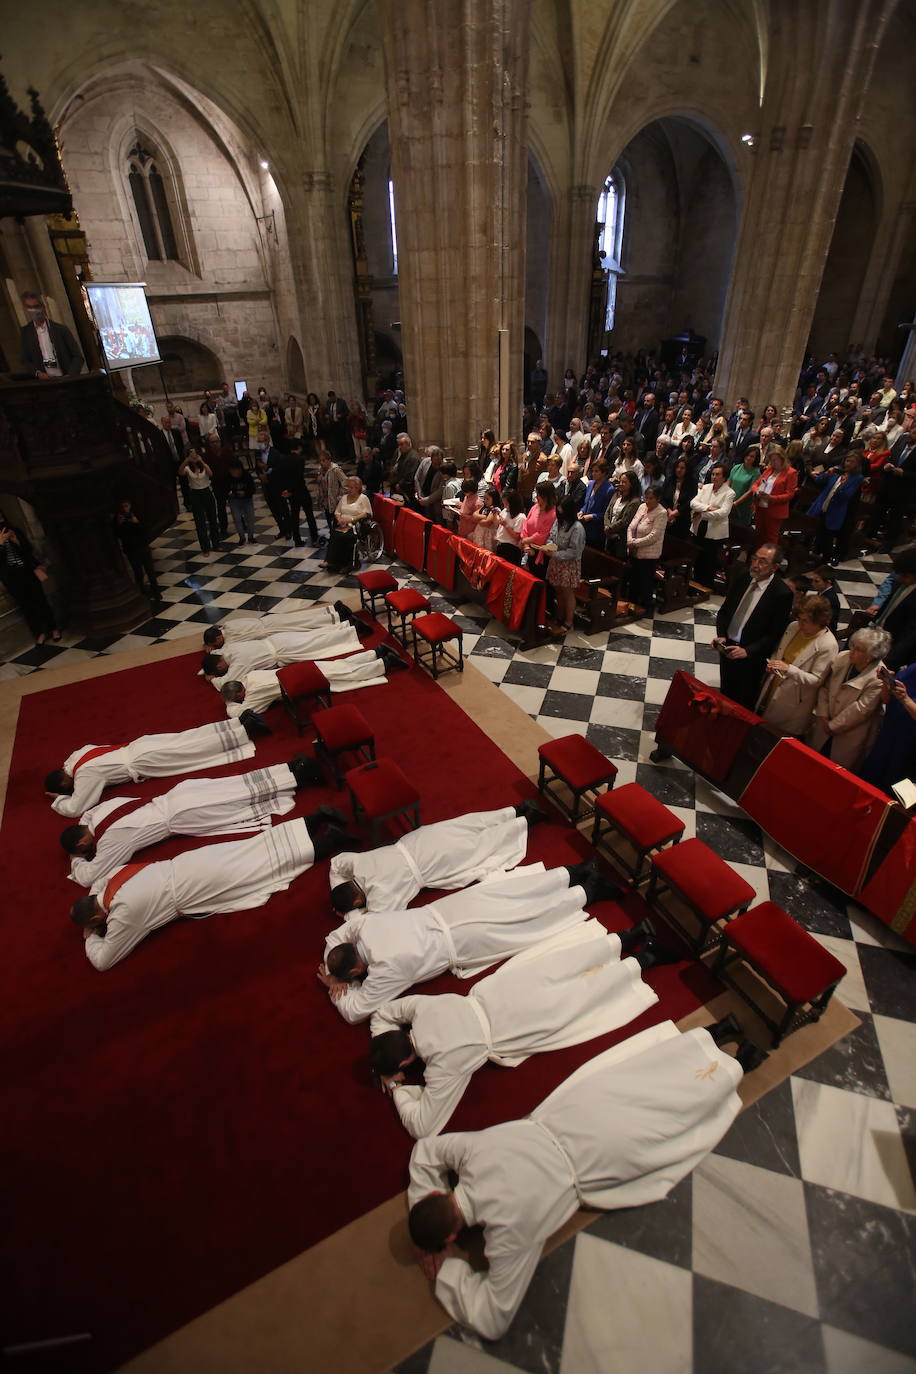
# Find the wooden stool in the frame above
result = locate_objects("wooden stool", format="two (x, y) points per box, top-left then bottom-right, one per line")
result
(345, 758), (421, 844)
(537, 734), (618, 823)
(385, 588), (431, 647)
(592, 782), (685, 882)
(312, 704), (375, 784)
(412, 612), (464, 679)
(276, 661), (331, 736)
(714, 902), (846, 1045)
(647, 837), (755, 954)
(356, 569), (398, 619)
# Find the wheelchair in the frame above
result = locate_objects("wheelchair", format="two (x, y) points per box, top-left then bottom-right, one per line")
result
(351, 516), (384, 567)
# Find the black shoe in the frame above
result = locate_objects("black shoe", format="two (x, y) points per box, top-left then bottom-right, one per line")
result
(248, 535), (257, 544)
(736, 1038), (769, 1073)
(708, 1012), (743, 1046)
(288, 754), (323, 789)
(240, 708), (272, 740)
(378, 646), (409, 673)
(515, 799), (548, 825)
(312, 825), (360, 861)
(565, 859), (598, 888)
(334, 600), (356, 623)
(238, 534), (246, 546)
(583, 874), (623, 905)
(352, 619), (373, 640)
(639, 934), (682, 969)
(312, 804), (349, 828)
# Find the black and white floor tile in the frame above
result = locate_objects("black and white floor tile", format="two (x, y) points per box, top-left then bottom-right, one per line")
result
(3, 498), (914, 1373)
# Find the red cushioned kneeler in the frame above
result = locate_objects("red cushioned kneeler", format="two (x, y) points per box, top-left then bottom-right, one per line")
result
(313, 704), (375, 784)
(276, 661), (331, 736)
(537, 734), (618, 823)
(345, 757), (421, 844)
(356, 568), (398, 618)
(714, 902), (846, 1044)
(655, 670), (759, 784)
(385, 588), (431, 646)
(411, 612), (464, 679)
(592, 782), (685, 882)
(426, 523), (457, 590)
(647, 836), (755, 954)
(393, 506), (430, 572)
(371, 493), (400, 555)
(858, 814), (916, 947)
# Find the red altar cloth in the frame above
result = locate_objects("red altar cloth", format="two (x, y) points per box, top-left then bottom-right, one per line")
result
(425, 523), (457, 590)
(858, 815), (916, 945)
(655, 671), (759, 783)
(449, 535), (546, 631)
(393, 506), (429, 571)
(371, 494), (400, 554)
(739, 738), (890, 896)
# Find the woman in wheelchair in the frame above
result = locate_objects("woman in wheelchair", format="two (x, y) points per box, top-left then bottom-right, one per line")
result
(320, 475), (374, 573)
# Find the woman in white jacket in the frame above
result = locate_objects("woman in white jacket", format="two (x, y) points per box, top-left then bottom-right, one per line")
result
(806, 625), (891, 772)
(756, 594), (839, 736)
(689, 462), (735, 588)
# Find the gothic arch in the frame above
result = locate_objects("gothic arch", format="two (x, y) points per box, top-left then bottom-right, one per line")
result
(286, 336), (307, 393)
(132, 334), (224, 398)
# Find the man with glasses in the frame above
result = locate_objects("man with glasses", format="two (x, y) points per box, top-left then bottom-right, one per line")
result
(712, 543), (793, 707)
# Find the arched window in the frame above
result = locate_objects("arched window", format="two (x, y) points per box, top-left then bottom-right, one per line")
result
(388, 177), (398, 276)
(596, 170), (626, 330)
(127, 139), (180, 263)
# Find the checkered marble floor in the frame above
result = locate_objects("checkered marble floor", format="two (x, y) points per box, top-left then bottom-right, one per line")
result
(4, 498), (915, 1373)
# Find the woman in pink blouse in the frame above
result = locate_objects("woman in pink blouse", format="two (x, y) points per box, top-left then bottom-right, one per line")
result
(626, 484), (668, 617)
(519, 484), (558, 580)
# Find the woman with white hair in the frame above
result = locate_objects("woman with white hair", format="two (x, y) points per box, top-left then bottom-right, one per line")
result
(805, 624), (891, 772)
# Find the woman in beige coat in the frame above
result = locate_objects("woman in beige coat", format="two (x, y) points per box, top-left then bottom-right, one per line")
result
(805, 625), (891, 772)
(757, 595), (838, 735)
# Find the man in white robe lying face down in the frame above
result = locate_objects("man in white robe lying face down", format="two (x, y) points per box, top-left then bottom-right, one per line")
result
(328, 801), (548, 917)
(70, 807), (353, 971)
(200, 600), (352, 648)
(318, 860), (622, 1024)
(60, 754), (323, 888)
(408, 1014), (763, 1340)
(218, 645), (408, 717)
(44, 717), (260, 819)
(368, 917), (684, 1138)
(200, 620), (368, 686)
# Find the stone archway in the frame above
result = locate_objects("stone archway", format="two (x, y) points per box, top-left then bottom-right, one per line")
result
(286, 336), (307, 393)
(808, 143), (880, 359)
(133, 335), (223, 401)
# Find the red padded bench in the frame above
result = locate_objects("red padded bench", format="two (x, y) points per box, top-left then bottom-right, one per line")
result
(277, 661), (332, 736)
(385, 587), (431, 647)
(356, 569), (398, 619)
(714, 902), (846, 1045)
(313, 704), (375, 785)
(345, 757), (421, 845)
(411, 612), (464, 679)
(537, 734), (618, 824)
(647, 837), (755, 954)
(592, 782), (685, 882)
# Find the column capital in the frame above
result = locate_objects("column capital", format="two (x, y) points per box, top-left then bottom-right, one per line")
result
(570, 184), (598, 203)
(302, 170), (334, 192)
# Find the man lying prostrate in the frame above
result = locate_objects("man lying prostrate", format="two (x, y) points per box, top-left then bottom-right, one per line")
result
(369, 917), (677, 1138)
(200, 600), (354, 649)
(71, 807), (353, 971)
(329, 801), (548, 916)
(200, 619), (367, 686)
(45, 717), (265, 819)
(61, 754), (323, 888)
(219, 645), (406, 717)
(408, 1014), (764, 1340)
(318, 860), (621, 1024)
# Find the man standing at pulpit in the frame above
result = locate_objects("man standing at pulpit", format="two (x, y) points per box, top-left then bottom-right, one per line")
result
(19, 291), (85, 378)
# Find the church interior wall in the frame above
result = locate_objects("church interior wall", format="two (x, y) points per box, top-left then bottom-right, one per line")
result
(525, 156), (552, 367)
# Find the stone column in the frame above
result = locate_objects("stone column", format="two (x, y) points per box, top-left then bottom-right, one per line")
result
(850, 194), (916, 354)
(545, 185), (600, 386)
(378, 0), (530, 454)
(284, 174), (364, 405)
(714, 0), (898, 414)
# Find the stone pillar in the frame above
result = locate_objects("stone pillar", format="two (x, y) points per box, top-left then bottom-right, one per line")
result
(850, 194), (916, 354)
(378, 0), (530, 454)
(545, 185), (600, 385)
(714, 0), (897, 414)
(284, 174), (364, 405)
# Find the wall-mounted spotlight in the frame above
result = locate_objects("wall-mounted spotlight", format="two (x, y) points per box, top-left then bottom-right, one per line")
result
(259, 159), (270, 170)
(741, 134), (755, 147)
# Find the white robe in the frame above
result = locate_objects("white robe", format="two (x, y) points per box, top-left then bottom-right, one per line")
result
(408, 1022), (743, 1340)
(324, 865), (588, 1023)
(371, 919), (658, 1138)
(221, 606), (338, 640)
(85, 815), (315, 971)
(225, 651), (388, 715)
(215, 624), (362, 684)
(329, 806), (530, 914)
(70, 763), (298, 888)
(51, 719), (255, 818)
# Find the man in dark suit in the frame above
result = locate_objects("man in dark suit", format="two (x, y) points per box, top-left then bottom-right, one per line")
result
(712, 544), (793, 708)
(872, 430), (916, 551)
(19, 291), (84, 378)
(731, 413), (759, 464)
(634, 393), (659, 449)
(266, 439), (319, 546)
(325, 391), (350, 461)
(557, 462), (587, 512)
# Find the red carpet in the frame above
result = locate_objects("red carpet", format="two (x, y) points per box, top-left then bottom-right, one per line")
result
(1, 636), (718, 1368)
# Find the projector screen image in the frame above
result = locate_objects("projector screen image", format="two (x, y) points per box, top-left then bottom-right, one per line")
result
(85, 282), (161, 372)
